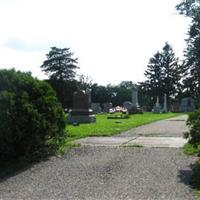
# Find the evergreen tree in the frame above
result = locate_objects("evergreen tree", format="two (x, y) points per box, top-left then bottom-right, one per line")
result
(41, 47), (78, 81)
(144, 42), (182, 103)
(41, 47), (79, 108)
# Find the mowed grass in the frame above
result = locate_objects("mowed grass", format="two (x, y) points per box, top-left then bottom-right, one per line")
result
(65, 112), (181, 142)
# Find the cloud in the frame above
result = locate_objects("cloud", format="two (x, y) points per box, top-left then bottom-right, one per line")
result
(0, 0), (191, 85)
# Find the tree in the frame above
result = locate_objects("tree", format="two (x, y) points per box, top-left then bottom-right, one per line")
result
(0, 69), (66, 160)
(90, 81), (134, 106)
(144, 42), (182, 104)
(176, 0), (199, 18)
(41, 47), (79, 81)
(47, 79), (78, 109)
(176, 0), (200, 106)
(77, 74), (93, 90)
(41, 47), (79, 108)
(91, 84), (114, 104)
(113, 81), (134, 106)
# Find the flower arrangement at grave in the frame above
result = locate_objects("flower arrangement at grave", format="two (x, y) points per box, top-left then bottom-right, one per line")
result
(107, 106), (129, 119)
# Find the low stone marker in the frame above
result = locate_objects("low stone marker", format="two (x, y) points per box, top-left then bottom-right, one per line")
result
(123, 101), (133, 111)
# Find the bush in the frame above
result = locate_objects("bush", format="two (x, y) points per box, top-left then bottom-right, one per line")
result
(0, 69), (66, 160)
(186, 109), (200, 147)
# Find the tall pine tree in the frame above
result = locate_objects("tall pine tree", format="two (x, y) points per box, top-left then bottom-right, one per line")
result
(41, 47), (78, 81)
(144, 42), (182, 103)
(41, 47), (79, 108)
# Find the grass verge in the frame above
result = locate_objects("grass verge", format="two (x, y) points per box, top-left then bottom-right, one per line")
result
(60, 112), (182, 152)
(183, 143), (200, 156)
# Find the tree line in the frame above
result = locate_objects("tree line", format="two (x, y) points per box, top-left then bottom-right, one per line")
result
(41, 44), (191, 111)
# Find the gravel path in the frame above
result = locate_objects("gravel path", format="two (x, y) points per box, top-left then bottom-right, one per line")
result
(0, 115), (198, 200)
(0, 147), (198, 200)
(117, 115), (189, 137)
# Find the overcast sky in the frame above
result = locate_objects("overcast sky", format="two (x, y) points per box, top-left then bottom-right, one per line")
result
(0, 0), (190, 85)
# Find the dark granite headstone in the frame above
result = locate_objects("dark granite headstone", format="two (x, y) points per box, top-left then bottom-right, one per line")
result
(179, 97), (195, 112)
(72, 91), (90, 109)
(69, 90), (96, 123)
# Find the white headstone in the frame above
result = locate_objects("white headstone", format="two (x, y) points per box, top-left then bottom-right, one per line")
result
(132, 85), (140, 108)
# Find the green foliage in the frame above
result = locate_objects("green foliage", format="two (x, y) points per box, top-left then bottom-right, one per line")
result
(186, 109), (200, 146)
(176, 0), (198, 17)
(143, 42), (183, 102)
(0, 69), (66, 160)
(91, 81), (134, 106)
(176, 1), (200, 106)
(77, 74), (93, 91)
(183, 143), (200, 155)
(41, 47), (78, 81)
(41, 47), (79, 108)
(47, 79), (78, 109)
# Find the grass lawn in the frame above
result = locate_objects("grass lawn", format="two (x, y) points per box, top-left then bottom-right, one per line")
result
(183, 143), (200, 155)
(59, 112), (182, 152)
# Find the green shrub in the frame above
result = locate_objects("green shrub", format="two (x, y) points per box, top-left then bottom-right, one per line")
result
(186, 109), (200, 147)
(0, 69), (66, 160)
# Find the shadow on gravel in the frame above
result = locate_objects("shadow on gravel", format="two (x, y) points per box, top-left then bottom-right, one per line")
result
(0, 157), (49, 183)
(178, 163), (200, 193)
(178, 168), (193, 187)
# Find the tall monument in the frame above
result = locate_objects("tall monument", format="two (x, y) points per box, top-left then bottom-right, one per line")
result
(132, 84), (140, 108)
(153, 97), (161, 113)
(128, 84), (142, 114)
(162, 94), (168, 113)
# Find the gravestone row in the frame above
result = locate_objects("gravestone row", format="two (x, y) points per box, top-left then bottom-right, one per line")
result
(68, 87), (195, 124)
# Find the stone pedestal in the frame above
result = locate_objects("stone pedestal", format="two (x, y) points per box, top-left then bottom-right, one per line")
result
(153, 97), (161, 113)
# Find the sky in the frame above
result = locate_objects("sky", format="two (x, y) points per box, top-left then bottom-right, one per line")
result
(0, 0), (191, 85)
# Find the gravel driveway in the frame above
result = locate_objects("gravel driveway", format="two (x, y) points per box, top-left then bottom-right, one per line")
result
(118, 115), (189, 137)
(0, 147), (198, 200)
(0, 115), (198, 200)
